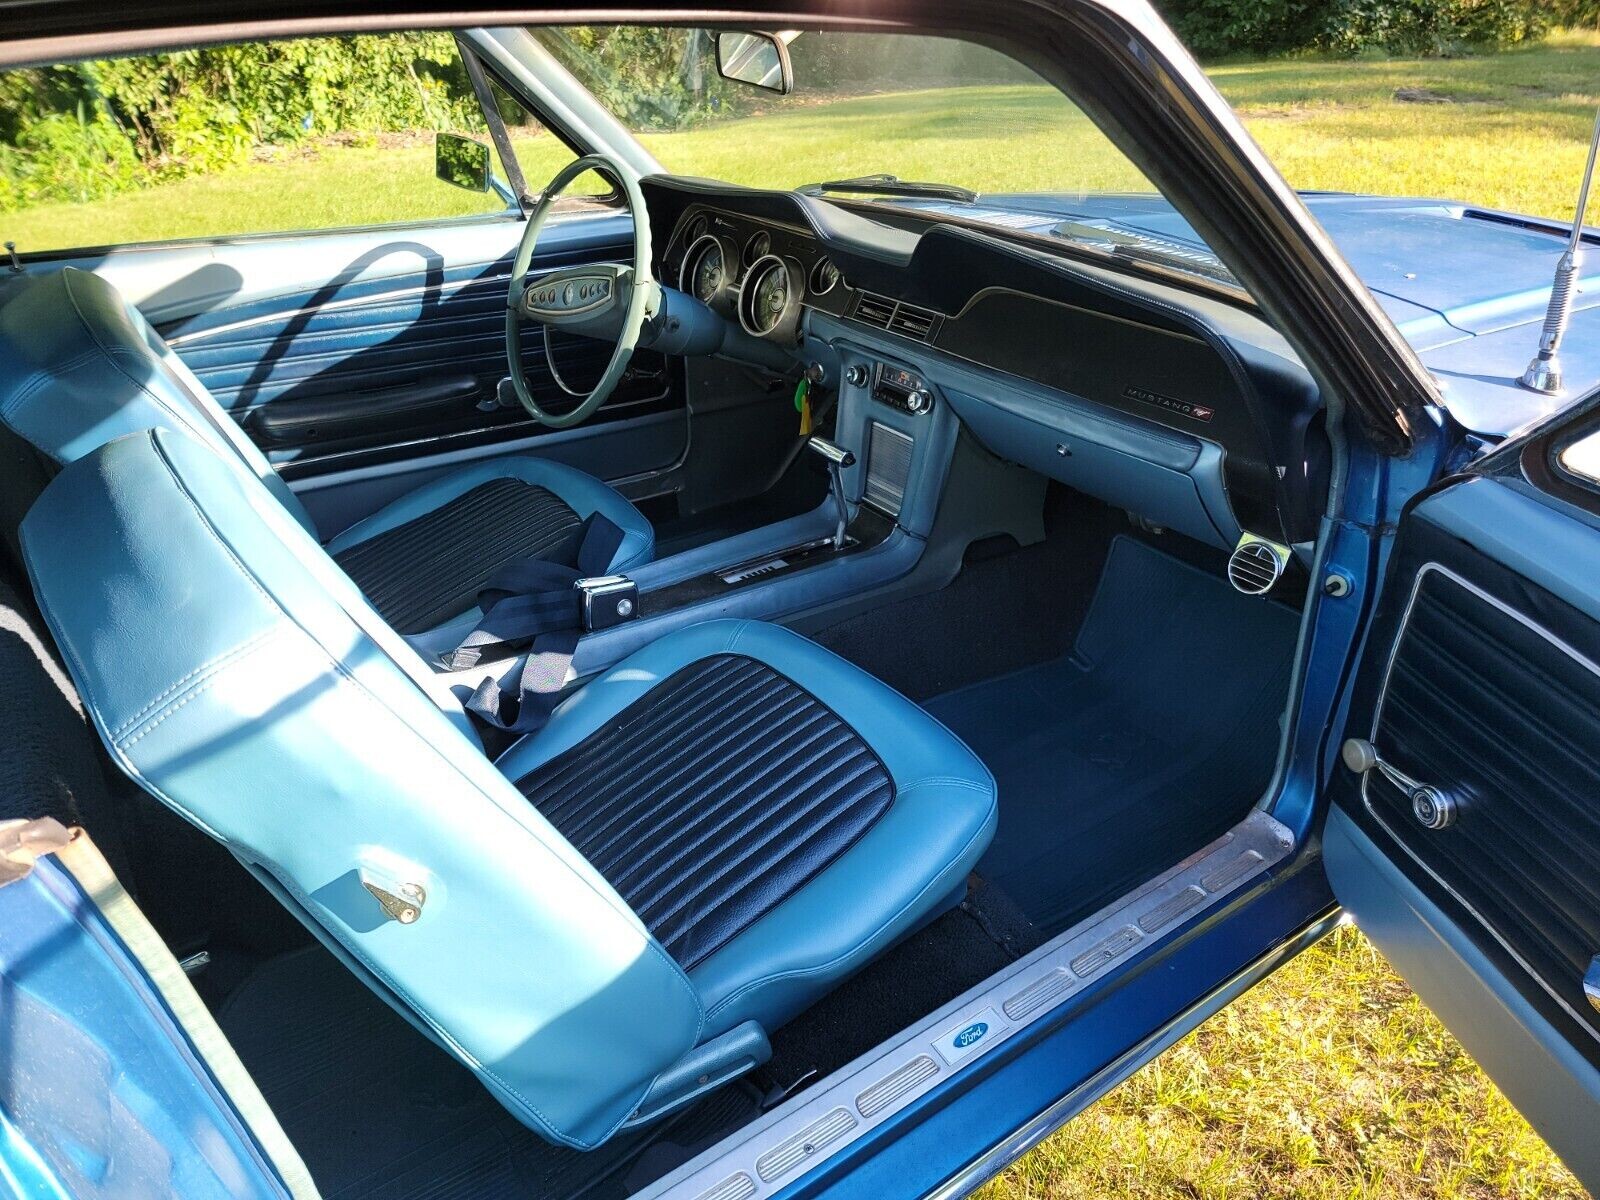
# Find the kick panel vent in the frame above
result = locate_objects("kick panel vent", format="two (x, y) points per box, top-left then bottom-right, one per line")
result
(1227, 540), (1286, 595)
(851, 292), (941, 342)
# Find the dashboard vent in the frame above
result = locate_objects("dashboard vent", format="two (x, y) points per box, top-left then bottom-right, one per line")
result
(852, 293), (896, 329)
(851, 293), (941, 342)
(888, 304), (938, 340)
(1226, 539), (1287, 596)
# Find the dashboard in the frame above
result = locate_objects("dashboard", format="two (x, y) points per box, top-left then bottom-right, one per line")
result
(644, 177), (1329, 551)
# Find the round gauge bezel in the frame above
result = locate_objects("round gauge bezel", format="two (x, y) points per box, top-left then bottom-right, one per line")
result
(683, 214), (710, 245)
(738, 254), (804, 342)
(809, 257), (841, 296)
(743, 229), (773, 269)
(679, 233), (734, 308)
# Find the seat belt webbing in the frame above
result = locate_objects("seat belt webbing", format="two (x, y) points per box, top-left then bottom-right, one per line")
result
(450, 512), (626, 733)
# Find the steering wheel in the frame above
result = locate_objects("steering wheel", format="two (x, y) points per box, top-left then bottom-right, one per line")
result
(506, 154), (656, 428)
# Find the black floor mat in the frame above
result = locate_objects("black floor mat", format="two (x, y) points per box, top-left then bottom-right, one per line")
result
(217, 946), (759, 1200)
(925, 535), (1299, 934)
(217, 882), (1039, 1200)
(0, 569), (119, 833)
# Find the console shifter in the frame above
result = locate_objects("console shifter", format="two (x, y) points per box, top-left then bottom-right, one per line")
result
(807, 435), (856, 550)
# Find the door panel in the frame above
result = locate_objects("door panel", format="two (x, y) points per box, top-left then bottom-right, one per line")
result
(157, 231), (675, 467)
(1327, 459), (1600, 1190)
(63, 210), (686, 510)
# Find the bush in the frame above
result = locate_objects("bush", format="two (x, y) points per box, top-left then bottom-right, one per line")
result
(0, 33), (484, 211)
(1158, 0), (1553, 57)
(0, 107), (141, 207)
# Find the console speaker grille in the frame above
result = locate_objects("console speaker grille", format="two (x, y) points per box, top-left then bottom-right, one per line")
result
(864, 421), (913, 517)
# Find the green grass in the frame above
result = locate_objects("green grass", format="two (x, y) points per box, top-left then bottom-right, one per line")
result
(9, 30), (1600, 251)
(980, 926), (1586, 1200)
(2, 35), (1594, 1198)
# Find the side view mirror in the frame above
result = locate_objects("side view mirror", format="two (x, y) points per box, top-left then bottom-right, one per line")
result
(435, 132), (492, 193)
(715, 31), (793, 95)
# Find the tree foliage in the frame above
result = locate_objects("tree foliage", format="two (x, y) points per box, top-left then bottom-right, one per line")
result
(1156, 0), (1554, 57)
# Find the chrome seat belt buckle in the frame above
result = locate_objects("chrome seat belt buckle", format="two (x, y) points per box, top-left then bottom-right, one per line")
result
(575, 575), (638, 632)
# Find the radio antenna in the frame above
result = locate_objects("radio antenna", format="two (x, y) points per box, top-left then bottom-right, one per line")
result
(1520, 106), (1600, 395)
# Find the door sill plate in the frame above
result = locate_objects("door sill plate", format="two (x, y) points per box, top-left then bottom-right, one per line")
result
(640, 809), (1295, 1200)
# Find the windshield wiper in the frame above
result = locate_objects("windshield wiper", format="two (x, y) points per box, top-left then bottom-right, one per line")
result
(1050, 219), (1237, 285)
(797, 174), (978, 204)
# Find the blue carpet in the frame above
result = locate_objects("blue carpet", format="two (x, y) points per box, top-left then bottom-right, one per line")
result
(926, 534), (1299, 935)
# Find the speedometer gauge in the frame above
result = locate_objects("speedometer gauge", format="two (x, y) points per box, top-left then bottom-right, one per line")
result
(738, 254), (803, 343)
(692, 244), (724, 303)
(752, 264), (789, 330)
(679, 234), (733, 309)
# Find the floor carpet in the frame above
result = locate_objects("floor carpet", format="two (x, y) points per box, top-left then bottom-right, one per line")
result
(925, 534), (1299, 935)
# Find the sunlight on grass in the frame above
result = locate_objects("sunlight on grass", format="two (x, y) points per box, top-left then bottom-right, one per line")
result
(634, 86), (1151, 197)
(11, 32), (1600, 252)
(977, 926), (1586, 1200)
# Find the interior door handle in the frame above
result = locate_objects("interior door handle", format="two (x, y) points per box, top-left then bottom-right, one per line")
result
(1341, 738), (1459, 830)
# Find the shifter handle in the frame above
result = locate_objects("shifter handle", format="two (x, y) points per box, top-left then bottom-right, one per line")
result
(806, 436), (855, 550)
(806, 436), (856, 469)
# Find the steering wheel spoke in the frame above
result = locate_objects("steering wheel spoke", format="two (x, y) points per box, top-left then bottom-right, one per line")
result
(505, 154), (653, 428)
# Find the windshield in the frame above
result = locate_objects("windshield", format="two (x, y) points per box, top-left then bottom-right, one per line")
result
(532, 29), (1232, 281)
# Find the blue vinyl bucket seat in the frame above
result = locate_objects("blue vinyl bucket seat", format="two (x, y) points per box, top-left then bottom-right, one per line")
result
(0, 267), (653, 636)
(20, 426), (997, 1150)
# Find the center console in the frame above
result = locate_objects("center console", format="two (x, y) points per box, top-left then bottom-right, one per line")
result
(425, 325), (966, 690)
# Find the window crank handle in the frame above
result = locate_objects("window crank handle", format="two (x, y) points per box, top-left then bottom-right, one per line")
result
(1341, 738), (1459, 831)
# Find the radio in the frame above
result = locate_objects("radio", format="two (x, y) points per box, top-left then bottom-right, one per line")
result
(871, 363), (934, 415)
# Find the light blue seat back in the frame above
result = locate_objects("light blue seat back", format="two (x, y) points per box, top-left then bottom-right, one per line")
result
(0, 267), (317, 534)
(20, 428), (705, 1150)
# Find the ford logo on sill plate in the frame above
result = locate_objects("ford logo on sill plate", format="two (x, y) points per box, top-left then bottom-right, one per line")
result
(937, 1007), (1003, 1064)
(953, 1021), (988, 1049)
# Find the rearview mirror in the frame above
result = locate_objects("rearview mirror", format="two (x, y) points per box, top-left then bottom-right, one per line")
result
(435, 132), (492, 193)
(715, 31), (793, 95)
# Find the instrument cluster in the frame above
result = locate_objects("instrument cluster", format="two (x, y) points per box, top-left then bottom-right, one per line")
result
(667, 207), (851, 345)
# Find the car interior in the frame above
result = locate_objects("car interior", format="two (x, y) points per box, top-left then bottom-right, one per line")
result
(0, 24), (1320, 1200)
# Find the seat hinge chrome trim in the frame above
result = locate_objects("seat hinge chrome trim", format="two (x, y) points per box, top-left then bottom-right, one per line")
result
(359, 870), (427, 925)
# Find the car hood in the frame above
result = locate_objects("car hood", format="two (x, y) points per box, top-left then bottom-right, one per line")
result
(893, 192), (1600, 437)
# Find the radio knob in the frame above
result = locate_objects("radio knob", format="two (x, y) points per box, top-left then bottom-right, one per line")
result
(907, 388), (933, 414)
(845, 364), (870, 388)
